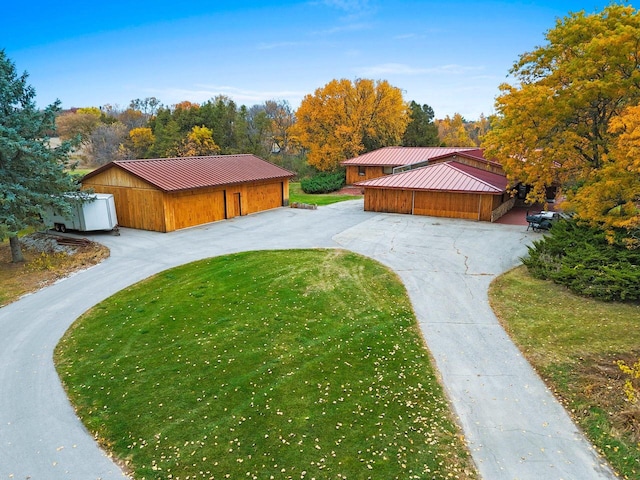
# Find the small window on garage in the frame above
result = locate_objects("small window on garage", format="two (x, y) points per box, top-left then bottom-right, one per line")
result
(383, 166), (393, 174)
(358, 166), (366, 176)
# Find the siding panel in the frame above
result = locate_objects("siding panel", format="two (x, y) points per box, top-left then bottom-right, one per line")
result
(244, 180), (286, 214)
(364, 188), (412, 214)
(346, 166), (387, 185)
(167, 189), (226, 231)
(86, 184), (166, 231)
(478, 195), (495, 222)
(413, 191), (480, 220)
(83, 167), (153, 189)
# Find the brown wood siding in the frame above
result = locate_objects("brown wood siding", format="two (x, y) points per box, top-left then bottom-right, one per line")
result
(165, 189), (226, 231)
(346, 166), (389, 184)
(86, 184), (167, 231)
(83, 168), (168, 231)
(224, 179), (286, 219)
(413, 191), (498, 221)
(492, 194), (506, 210)
(478, 195), (495, 221)
(83, 167), (153, 189)
(429, 155), (504, 175)
(413, 191), (479, 220)
(282, 179), (289, 205)
(364, 188), (412, 214)
(224, 190), (241, 219)
(458, 157), (504, 175)
(84, 167), (289, 232)
(243, 180), (286, 214)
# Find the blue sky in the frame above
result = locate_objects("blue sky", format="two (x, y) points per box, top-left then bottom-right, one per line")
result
(3, 0), (607, 120)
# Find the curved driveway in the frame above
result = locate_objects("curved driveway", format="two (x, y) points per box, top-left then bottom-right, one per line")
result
(0, 200), (616, 479)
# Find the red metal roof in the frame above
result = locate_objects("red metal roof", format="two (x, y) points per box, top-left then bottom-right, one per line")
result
(341, 146), (484, 166)
(82, 154), (294, 192)
(355, 161), (507, 193)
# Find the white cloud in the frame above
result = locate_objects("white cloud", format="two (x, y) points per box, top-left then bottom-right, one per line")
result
(355, 63), (484, 76)
(355, 63), (428, 75)
(320, 0), (373, 12)
(431, 64), (485, 74)
(146, 85), (307, 107)
(309, 0), (376, 35)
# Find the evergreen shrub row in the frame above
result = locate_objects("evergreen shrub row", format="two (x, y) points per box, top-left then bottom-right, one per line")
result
(300, 171), (346, 193)
(523, 220), (640, 302)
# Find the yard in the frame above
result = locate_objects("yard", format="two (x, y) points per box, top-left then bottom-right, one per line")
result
(489, 266), (640, 479)
(54, 249), (476, 479)
(289, 182), (362, 206)
(5, 200), (636, 478)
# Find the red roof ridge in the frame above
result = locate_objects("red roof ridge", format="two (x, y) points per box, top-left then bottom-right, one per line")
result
(83, 154), (294, 192)
(341, 146), (485, 166)
(112, 153), (257, 164)
(431, 150), (500, 166)
(447, 161), (504, 191)
(355, 160), (506, 193)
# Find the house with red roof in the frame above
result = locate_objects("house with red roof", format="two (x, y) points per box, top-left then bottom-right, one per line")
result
(81, 154), (294, 232)
(341, 146), (487, 184)
(356, 159), (514, 222)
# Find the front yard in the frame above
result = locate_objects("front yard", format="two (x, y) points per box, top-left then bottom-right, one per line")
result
(55, 249), (476, 479)
(490, 266), (640, 479)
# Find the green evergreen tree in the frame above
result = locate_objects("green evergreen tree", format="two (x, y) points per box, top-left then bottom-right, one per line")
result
(402, 101), (439, 146)
(0, 50), (82, 262)
(200, 96), (239, 152)
(148, 108), (182, 157)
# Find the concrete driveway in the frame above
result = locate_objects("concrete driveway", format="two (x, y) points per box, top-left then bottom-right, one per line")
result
(0, 200), (616, 479)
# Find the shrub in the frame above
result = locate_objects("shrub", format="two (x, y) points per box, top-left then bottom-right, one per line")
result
(522, 220), (640, 302)
(300, 171), (345, 194)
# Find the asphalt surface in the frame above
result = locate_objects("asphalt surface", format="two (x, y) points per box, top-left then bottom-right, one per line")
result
(0, 199), (617, 479)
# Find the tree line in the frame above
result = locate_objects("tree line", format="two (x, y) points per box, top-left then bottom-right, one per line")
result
(54, 82), (489, 175)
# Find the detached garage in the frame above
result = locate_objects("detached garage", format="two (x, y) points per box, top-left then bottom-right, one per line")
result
(356, 160), (514, 222)
(81, 154), (294, 232)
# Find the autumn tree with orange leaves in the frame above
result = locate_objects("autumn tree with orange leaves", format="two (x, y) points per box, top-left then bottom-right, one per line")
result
(291, 79), (409, 171)
(436, 113), (475, 147)
(483, 4), (640, 233)
(567, 105), (640, 232)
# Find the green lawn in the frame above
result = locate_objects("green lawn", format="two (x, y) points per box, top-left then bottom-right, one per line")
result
(289, 182), (362, 206)
(55, 249), (476, 479)
(489, 266), (640, 479)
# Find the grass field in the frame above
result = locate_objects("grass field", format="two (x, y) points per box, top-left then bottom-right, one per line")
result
(489, 266), (640, 479)
(55, 249), (476, 479)
(289, 182), (362, 206)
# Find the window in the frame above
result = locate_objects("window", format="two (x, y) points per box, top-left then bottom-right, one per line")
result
(358, 166), (366, 176)
(383, 166), (393, 174)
